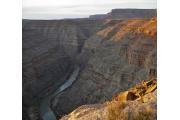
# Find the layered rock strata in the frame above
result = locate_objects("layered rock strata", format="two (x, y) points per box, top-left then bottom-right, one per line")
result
(52, 18), (157, 116)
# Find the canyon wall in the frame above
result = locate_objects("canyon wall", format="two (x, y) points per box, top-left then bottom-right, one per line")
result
(22, 19), (103, 119)
(51, 18), (157, 117)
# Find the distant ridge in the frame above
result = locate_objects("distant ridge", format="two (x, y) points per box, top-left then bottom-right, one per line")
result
(89, 9), (157, 20)
(23, 9), (157, 21)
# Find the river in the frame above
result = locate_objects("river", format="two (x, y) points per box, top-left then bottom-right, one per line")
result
(40, 66), (80, 120)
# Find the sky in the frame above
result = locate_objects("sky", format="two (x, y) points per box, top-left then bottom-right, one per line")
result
(23, 0), (157, 19)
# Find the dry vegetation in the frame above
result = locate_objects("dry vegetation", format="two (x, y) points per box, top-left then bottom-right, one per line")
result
(107, 79), (157, 120)
(60, 79), (157, 120)
(107, 101), (127, 120)
(108, 101), (156, 120)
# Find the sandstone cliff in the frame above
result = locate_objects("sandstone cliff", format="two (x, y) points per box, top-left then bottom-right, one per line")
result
(60, 79), (157, 120)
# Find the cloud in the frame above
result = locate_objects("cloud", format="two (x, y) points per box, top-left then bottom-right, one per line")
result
(23, 0), (156, 19)
(23, 0), (156, 7)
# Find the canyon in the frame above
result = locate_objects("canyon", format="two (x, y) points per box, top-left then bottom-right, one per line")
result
(22, 9), (157, 120)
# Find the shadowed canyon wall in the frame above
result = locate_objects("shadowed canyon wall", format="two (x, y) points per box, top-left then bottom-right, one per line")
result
(22, 19), (103, 119)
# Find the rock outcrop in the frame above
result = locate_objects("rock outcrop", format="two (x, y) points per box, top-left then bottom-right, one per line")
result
(60, 79), (157, 120)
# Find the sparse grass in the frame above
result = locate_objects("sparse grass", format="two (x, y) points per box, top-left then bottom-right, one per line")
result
(107, 101), (127, 120)
(133, 107), (156, 120)
(107, 101), (156, 120)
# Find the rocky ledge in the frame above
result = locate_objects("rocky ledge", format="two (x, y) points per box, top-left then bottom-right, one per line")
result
(60, 79), (157, 120)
